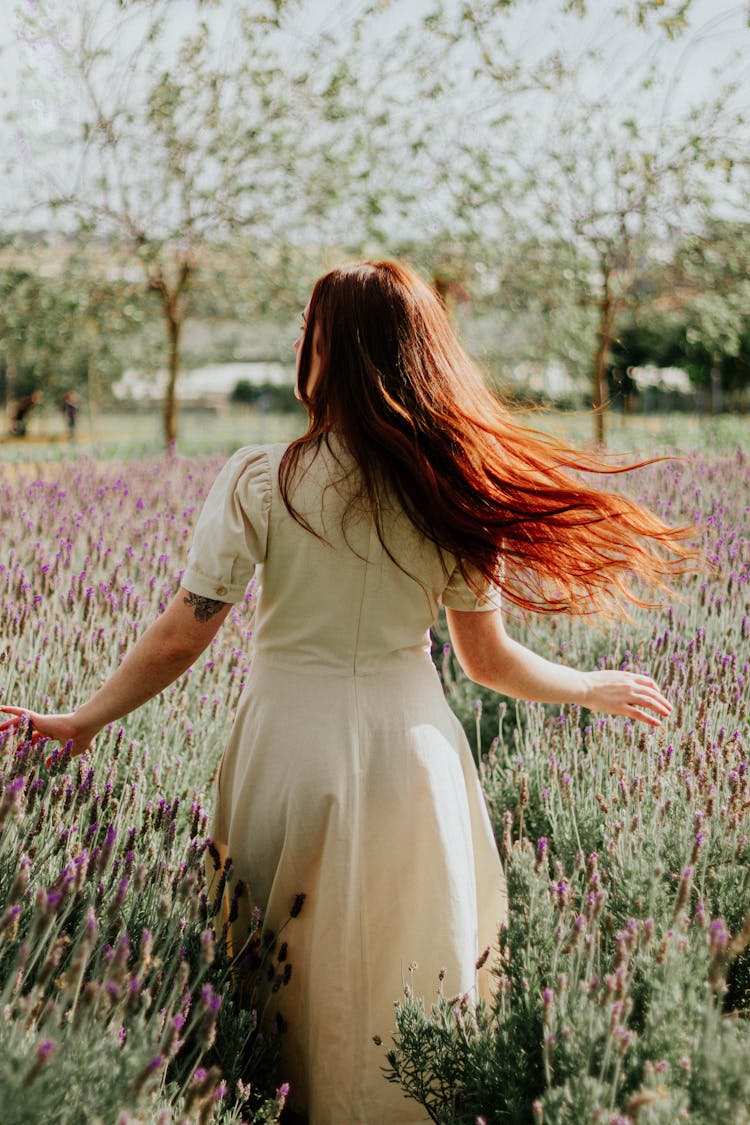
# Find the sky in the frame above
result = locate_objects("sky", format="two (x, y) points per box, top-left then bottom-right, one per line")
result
(2, 0), (747, 107)
(0, 0), (748, 222)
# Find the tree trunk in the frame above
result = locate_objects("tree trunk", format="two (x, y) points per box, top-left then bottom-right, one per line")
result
(164, 310), (181, 448)
(5, 354), (17, 436)
(710, 352), (722, 416)
(87, 354), (100, 437)
(591, 293), (616, 448)
(151, 260), (191, 449)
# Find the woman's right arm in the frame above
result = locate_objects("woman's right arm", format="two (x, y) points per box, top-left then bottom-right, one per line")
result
(445, 607), (671, 727)
(0, 587), (232, 757)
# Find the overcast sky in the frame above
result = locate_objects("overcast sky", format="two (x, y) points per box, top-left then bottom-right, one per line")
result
(1, 0), (748, 221)
(4, 1), (745, 98)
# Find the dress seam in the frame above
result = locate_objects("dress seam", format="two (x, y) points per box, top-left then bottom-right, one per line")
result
(350, 520), (375, 676)
(249, 649), (435, 678)
(353, 672), (370, 1108)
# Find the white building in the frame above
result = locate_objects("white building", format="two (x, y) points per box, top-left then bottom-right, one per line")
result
(628, 365), (693, 394)
(113, 361), (294, 406)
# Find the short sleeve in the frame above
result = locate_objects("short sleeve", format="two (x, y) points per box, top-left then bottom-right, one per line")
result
(441, 559), (504, 613)
(181, 446), (271, 604)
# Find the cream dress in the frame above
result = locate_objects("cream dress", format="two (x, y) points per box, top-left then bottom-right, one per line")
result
(182, 438), (509, 1125)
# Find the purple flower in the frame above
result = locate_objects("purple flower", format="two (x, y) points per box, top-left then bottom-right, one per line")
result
(44, 890), (63, 913)
(36, 1040), (56, 1061)
(200, 984), (222, 1013)
(709, 918), (731, 954)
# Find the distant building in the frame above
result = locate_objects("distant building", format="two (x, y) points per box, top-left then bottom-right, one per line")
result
(506, 361), (695, 402)
(510, 360), (579, 399)
(628, 365), (693, 394)
(113, 361), (294, 407)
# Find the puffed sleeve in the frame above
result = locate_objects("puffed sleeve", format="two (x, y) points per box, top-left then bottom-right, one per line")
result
(441, 558), (504, 613)
(181, 446), (271, 604)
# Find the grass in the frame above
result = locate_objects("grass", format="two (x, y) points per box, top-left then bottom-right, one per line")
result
(0, 421), (748, 1122)
(1, 406), (746, 463)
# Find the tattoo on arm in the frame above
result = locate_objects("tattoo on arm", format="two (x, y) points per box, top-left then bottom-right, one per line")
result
(183, 592), (227, 622)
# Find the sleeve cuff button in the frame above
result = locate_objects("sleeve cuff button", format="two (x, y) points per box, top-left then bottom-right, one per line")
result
(215, 585), (228, 596)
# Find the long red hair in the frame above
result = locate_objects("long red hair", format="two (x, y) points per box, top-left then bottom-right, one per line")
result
(281, 260), (696, 616)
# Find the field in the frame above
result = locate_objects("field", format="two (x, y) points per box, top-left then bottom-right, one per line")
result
(0, 405), (747, 462)
(0, 415), (748, 1123)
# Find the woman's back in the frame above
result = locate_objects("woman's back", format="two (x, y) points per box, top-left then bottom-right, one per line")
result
(188, 438), (490, 678)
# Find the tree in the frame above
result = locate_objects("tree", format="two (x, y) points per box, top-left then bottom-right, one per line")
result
(12, 0), (355, 445)
(0, 246), (150, 434)
(613, 218), (750, 411)
(526, 96), (745, 442)
(416, 0), (749, 443)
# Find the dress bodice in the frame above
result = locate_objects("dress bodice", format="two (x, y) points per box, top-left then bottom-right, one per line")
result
(183, 438), (497, 675)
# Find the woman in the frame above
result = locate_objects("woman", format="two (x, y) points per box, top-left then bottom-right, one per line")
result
(1, 261), (690, 1124)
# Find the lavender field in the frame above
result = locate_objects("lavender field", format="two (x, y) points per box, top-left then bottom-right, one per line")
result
(0, 441), (748, 1124)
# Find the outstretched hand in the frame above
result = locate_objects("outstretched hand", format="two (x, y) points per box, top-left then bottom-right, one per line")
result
(581, 671), (671, 727)
(0, 707), (95, 760)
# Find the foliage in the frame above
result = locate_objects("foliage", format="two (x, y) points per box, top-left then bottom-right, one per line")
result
(391, 448), (750, 1123)
(230, 380), (298, 414)
(0, 255), (152, 412)
(0, 454), (303, 1122)
(5, 0), (749, 438)
(416, 2), (750, 443)
(1, 433), (749, 1121)
(11, 0), (357, 444)
(607, 219), (750, 414)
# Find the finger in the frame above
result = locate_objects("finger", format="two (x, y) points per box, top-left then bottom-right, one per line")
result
(629, 675), (670, 702)
(630, 676), (665, 698)
(0, 715), (36, 736)
(0, 712), (25, 731)
(1, 718), (36, 736)
(625, 705), (662, 727)
(643, 691), (671, 713)
(0, 706), (30, 718)
(630, 691), (671, 715)
(628, 700), (669, 721)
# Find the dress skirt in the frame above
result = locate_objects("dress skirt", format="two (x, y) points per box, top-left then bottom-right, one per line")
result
(210, 650), (508, 1125)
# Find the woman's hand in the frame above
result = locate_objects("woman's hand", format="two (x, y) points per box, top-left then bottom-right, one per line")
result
(0, 707), (96, 759)
(580, 671), (672, 727)
(447, 608), (673, 728)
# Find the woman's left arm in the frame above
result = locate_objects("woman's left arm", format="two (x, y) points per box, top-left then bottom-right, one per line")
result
(446, 606), (671, 727)
(0, 587), (232, 757)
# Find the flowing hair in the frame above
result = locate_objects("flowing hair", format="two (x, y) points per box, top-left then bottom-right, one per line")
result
(280, 259), (697, 616)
